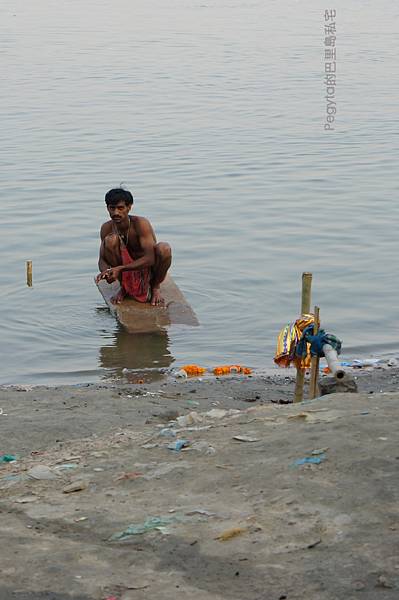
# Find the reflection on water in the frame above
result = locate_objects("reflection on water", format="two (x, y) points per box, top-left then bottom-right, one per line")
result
(98, 321), (174, 383)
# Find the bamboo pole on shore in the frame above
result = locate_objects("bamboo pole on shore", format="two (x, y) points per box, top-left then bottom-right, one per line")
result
(26, 261), (32, 287)
(309, 305), (320, 399)
(294, 272), (312, 403)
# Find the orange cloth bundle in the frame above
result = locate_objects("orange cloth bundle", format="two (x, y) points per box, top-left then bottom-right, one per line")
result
(274, 314), (314, 370)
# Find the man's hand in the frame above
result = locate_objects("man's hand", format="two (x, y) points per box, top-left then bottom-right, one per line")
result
(95, 266), (122, 284)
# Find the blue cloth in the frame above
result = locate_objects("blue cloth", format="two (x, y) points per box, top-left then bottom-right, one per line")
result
(296, 325), (342, 359)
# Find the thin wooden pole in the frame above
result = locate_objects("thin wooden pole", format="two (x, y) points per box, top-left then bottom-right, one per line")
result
(309, 306), (320, 399)
(26, 260), (33, 287)
(294, 272), (312, 403)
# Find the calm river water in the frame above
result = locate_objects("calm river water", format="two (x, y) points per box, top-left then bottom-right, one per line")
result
(1, 0), (398, 384)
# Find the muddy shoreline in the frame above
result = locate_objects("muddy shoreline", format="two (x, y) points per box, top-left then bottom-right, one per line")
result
(1, 367), (399, 599)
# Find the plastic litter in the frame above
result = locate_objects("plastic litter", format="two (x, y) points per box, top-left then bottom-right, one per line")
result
(159, 428), (177, 438)
(54, 463), (79, 470)
(28, 465), (59, 480)
(233, 435), (260, 443)
(176, 412), (203, 427)
(352, 358), (380, 367)
(0, 454), (17, 463)
(110, 516), (180, 541)
(292, 454), (327, 466)
(186, 400), (200, 407)
(168, 439), (190, 451)
(174, 369), (188, 378)
(205, 408), (228, 419)
(186, 509), (217, 517)
(312, 448), (329, 455)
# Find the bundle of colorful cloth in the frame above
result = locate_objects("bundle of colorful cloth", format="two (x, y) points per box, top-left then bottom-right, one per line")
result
(274, 314), (342, 370)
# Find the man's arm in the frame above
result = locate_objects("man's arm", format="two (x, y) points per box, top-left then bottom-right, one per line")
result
(98, 223), (111, 272)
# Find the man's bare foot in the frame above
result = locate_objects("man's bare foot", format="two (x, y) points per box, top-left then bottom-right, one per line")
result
(111, 288), (126, 305)
(151, 286), (165, 306)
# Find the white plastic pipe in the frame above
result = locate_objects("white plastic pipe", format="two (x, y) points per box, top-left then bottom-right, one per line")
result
(323, 344), (346, 380)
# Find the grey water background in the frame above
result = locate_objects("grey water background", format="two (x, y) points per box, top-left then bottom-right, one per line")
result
(1, 0), (398, 384)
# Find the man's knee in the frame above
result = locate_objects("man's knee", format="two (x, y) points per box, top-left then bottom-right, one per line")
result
(103, 233), (120, 252)
(155, 242), (172, 261)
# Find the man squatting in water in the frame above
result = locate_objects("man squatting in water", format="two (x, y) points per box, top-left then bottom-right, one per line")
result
(96, 188), (172, 306)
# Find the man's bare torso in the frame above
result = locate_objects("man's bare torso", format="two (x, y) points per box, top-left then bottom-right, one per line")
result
(101, 215), (157, 259)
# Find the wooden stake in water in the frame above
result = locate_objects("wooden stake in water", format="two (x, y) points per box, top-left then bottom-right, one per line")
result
(294, 272), (312, 403)
(26, 260), (32, 287)
(309, 305), (320, 399)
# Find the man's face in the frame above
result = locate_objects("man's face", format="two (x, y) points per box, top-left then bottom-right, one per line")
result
(107, 201), (132, 224)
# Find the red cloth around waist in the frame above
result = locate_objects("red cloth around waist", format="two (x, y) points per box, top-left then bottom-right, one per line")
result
(121, 246), (151, 303)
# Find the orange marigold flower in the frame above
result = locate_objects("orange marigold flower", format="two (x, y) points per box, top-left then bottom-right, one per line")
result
(181, 364), (207, 376)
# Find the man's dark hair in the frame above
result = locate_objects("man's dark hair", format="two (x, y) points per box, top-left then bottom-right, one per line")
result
(105, 188), (134, 207)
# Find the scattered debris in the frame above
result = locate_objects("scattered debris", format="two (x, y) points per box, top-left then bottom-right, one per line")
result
(311, 448), (329, 455)
(233, 435), (260, 443)
(115, 472), (144, 481)
(376, 574), (394, 589)
(0, 454), (17, 463)
(159, 428), (177, 438)
(186, 509), (216, 517)
(63, 480), (88, 493)
(191, 440), (216, 454)
(215, 527), (247, 542)
(352, 581), (366, 591)
(292, 454), (327, 466)
(15, 495), (39, 504)
(168, 439), (190, 451)
(110, 516), (181, 541)
(54, 463), (79, 470)
(176, 412), (203, 427)
(307, 539), (322, 549)
(28, 465), (59, 480)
